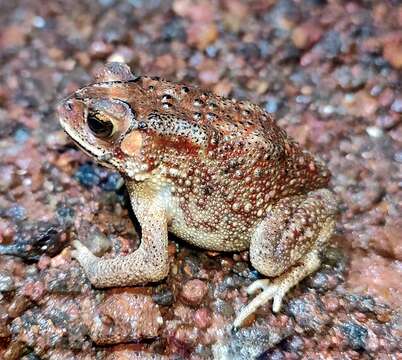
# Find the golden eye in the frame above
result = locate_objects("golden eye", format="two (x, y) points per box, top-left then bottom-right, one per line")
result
(87, 112), (114, 138)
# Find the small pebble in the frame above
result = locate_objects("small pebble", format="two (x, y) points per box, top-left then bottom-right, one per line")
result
(152, 284), (174, 306)
(0, 271), (15, 292)
(75, 163), (100, 187)
(366, 126), (383, 138)
(390, 98), (402, 113)
(264, 96), (280, 113)
(181, 279), (208, 306)
(340, 321), (368, 351)
(194, 308), (211, 328)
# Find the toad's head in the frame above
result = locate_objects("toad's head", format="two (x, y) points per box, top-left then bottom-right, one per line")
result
(58, 63), (152, 179)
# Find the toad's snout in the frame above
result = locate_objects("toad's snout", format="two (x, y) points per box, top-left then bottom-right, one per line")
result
(57, 97), (85, 129)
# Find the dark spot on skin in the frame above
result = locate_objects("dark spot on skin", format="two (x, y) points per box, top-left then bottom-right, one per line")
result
(206, 113), (217, 121)
(203, 185), (213, 196)
(193, 99), (203, 107)
(162, 94), (173, 102)
(208, 102), (218, 110)
(193, 112), (202, 120)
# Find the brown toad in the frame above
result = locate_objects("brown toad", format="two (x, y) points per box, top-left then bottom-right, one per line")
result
(58, 63), (337, 327)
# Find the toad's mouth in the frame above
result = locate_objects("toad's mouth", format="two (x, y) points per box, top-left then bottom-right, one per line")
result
(59, 118), (114, 169)
(72, 139), (114, 169)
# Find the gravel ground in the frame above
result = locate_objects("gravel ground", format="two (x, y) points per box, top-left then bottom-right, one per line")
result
(0, 0), (401, 359)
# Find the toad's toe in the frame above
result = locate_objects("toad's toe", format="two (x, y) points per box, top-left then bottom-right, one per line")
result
(246, 279), (271, 295)
(233, 281), (286, 329)
(71, 240), (97, 267)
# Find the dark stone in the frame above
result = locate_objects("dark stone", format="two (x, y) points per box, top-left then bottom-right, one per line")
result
(152, 284), (174, 306)
(56, 202), (75, 226)
(304, 0), (327, 5)
(232, 262), (249, 276)
(238, 42), (261, 60)
(340, 321), (368, 351)
(5, 205), (27, 220)
(319, 30), (342, 58)
(221, 321), (293, 360)
(249, 269), (262, 281)
(75, 163), (100, 188)
(0, 221), (66, 260)
(182, 253), (201, 278)
(221, 274), (245, 290)
(44, 267), (87, 294)
(323, 247), (348, 274)
(287, 295), (331, 332)
(344, 294), (376, 313)
(161, 18), (187, 42)
(101, 172), (124, 191)
(21, 353), (42, 360)
(258, 349), (285, 360)
(258, 41), (275, 58)
(284, 335), (304, 352)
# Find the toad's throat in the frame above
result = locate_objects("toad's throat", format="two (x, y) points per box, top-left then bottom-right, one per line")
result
(63, 130), (114, 169)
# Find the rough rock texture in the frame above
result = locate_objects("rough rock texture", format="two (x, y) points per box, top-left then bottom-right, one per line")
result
(87, 292), (163, 345)
(0, 0), (401, 359)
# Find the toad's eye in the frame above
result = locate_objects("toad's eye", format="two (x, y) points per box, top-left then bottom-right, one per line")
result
(87, 112), (114, 138)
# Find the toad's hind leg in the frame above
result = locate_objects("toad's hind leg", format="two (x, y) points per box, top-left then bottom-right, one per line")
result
(233, 189), (337, 328)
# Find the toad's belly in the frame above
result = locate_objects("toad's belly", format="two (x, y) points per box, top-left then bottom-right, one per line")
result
(168, 210), (251, 252)
(162, 186), (252, 251)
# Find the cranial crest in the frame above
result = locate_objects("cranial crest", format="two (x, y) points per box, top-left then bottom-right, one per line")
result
(94, 62), (137, 82)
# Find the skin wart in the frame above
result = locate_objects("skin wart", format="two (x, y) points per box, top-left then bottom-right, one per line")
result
(58, 62), (337, 328)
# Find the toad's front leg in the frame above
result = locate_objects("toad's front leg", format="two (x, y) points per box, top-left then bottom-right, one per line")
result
(72, 188), (169, 287)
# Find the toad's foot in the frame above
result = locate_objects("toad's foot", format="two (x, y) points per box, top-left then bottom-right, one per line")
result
(233, 250), (322, 329)
(233, 279), (286, 329)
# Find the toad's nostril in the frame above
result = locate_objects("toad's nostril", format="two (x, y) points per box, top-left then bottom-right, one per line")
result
(65, 100), (74, 111)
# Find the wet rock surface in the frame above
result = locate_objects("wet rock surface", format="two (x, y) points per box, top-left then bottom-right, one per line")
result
(0, 0), (401, 359)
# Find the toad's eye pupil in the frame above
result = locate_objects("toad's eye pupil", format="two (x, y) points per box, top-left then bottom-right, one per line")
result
(87, 113), (114, 138)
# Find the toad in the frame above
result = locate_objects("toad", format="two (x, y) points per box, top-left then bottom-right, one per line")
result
(58, 63), (337, 328)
